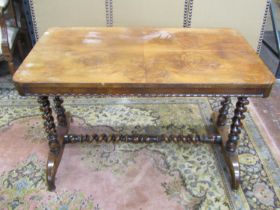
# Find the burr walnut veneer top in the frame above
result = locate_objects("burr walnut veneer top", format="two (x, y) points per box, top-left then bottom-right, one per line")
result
(13, 27), (275, 97)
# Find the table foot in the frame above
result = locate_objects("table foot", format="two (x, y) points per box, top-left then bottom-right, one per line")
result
(211, 112), (240, 190)
(221, 142), (240, 189)
(46, 143), (64, 191)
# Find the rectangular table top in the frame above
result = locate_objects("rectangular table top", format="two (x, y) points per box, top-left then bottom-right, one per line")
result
(13, 27), (275, 97)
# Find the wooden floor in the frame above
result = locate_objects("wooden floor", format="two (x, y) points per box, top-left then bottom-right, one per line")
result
(250, 79), (280, 161)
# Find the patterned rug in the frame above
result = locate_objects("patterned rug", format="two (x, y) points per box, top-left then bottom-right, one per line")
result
(0, 89), (279, 210)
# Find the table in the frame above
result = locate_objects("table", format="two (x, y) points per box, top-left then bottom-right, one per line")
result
(13, 27), (275, 191)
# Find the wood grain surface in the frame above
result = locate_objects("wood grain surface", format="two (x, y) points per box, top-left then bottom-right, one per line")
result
(13, 27), (275, 97)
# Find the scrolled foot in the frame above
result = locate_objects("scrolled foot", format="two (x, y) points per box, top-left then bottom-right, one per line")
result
(46, 157), (56, 191)
(222, 142), (240, 189)
(46, 143), (65, 191)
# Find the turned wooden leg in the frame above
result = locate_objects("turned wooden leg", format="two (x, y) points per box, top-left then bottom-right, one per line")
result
(226, 97), (249, 152)
(53, 96), (67, 127)
(217, 97), (231, 126)
(38, 96), (63, 191)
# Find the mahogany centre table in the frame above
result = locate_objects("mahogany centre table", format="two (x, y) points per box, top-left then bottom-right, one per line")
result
(13, 27), (275, 191)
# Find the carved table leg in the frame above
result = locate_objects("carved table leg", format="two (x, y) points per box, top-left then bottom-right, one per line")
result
(226, 97), (249, 152)
(53, 96), (67, 127)
(217, 97), (231, 126)
(211, 97), (249, 190)
(38, 96), (70, 191)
